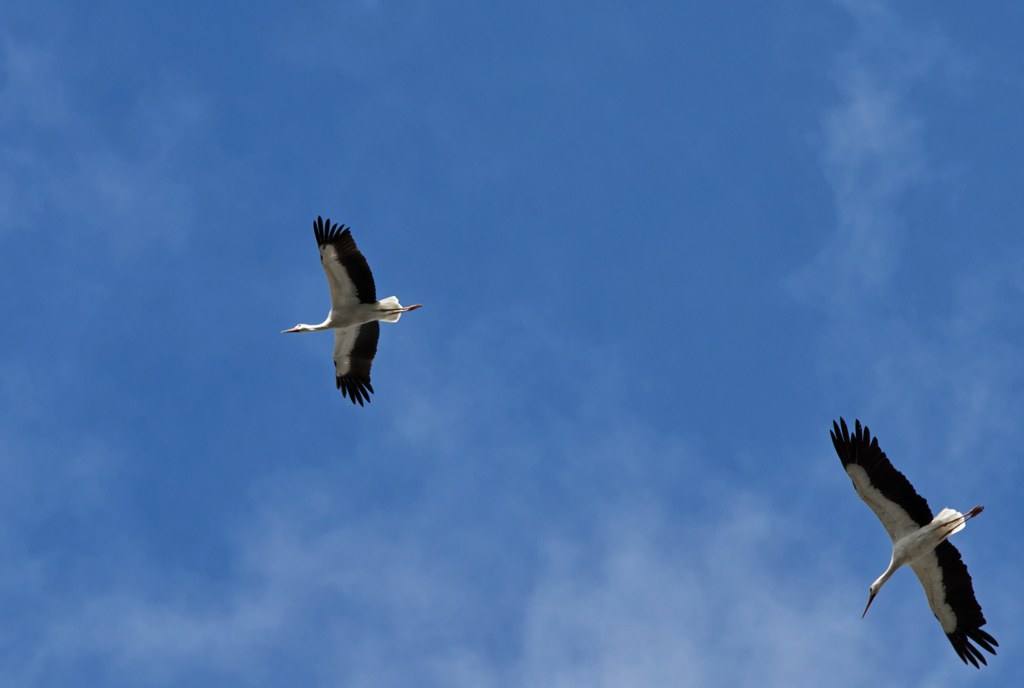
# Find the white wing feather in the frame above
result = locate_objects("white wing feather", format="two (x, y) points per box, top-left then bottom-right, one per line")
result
(320, 244), (361, 310)
(333, 326), (359, 377)
(845, 464), (924, 542)
(909, 549), (958, 633)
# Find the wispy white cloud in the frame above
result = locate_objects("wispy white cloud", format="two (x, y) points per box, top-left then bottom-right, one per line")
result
(783, 5), (1019, 676)
(0, 35), (206, 253)
(789, 1), (1024, 479)
(10, 292), (989, 686)
(1, 3), (1017, 686)
(520, 504), (871, 688)
(25, 493), (878, 688)
(789, 3), (946, 309)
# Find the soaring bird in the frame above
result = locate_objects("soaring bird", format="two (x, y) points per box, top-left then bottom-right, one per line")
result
(283, 216), (422, 405)
(830, 418), (997, 667)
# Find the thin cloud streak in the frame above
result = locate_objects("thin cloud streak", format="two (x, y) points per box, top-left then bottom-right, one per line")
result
(789, 3), (941, 310)
(521, 505), (871, 688)
(791, 0), (1024, 469)
(789, 4), (1019, 678)
(0, 35), (204, 252)
(0, 2), (1019, 686)
(2, 311), (871, 686)
(27, 495), (875, 687)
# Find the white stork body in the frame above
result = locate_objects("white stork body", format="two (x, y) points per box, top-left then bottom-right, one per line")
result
(283, 216), (421, 405)
(831, 418), (997, 668)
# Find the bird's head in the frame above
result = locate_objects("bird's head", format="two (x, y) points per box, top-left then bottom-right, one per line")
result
(282, 325), (308, 333)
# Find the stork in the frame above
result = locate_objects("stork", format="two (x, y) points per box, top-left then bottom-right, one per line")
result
(831, 418), (997, 667)
(283, 216), (422, 405)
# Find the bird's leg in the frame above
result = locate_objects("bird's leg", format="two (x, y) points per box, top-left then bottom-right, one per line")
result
(940, 505), (985, 539)
(381, 303), (424, 313)
(964, 505), (985, 520)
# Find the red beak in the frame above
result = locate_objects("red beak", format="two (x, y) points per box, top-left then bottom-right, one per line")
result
(862, 591), (877, 619)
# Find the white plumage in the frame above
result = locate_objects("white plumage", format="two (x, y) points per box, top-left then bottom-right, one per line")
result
(283, 216), (422, 405)
(831, 418), (997, 668)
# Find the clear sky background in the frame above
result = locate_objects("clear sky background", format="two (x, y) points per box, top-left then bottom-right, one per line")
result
(1, 0), (1022, 685)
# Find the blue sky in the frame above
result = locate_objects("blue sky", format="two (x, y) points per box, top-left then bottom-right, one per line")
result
(1, 0), (1022, 685)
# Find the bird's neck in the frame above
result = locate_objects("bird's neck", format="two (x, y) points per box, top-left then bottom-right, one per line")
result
(872, 557), (900, 593)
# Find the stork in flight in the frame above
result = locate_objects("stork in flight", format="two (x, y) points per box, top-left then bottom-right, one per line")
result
(283, 216), (422, 405)
(831, 418), (997, 667)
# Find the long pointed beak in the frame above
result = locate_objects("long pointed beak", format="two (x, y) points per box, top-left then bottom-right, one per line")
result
(401, 304), (424, 312)
(862, 591), (877, 619)
(282, 327), (300, 333)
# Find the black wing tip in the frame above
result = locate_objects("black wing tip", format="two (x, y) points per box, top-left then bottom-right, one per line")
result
(336, 375), (374, 406)
(316, 220), (375, 302)
(934, 539), (997, 666)
(830, 417), (858, 466)
(830, 417), (877, 465)
(972, 628), (999, 652)
(833, 416), (869, 438)
(830, 418), (850, 460)
(314, 215), (351, 246)
(831, 415), (935, 525)
(948, 628), (997, 668)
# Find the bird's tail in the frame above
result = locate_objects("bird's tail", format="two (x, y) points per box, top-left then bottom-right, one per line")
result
(378, 296), (404, 322)
(935, 505), (984, 539)
(934, 508), (966, 538)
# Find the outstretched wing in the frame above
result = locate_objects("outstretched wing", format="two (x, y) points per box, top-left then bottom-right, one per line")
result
(909, 541), (998, 668)
(314, 216), (376, 308)
(333, 322), (379, 406)
(831, 418), (933, 541)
